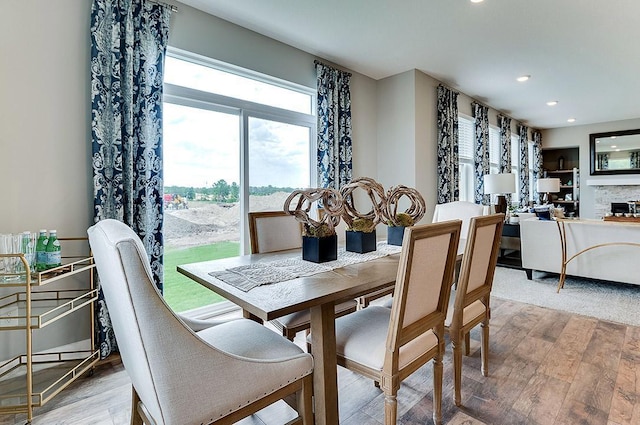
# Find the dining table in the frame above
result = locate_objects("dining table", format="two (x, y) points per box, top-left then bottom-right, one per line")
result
(177, 241), (464, 425)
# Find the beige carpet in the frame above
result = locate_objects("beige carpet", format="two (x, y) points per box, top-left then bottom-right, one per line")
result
(491, 266), (640, 327)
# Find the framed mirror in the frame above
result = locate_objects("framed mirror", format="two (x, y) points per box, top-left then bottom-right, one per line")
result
(590, 128), (640, 175)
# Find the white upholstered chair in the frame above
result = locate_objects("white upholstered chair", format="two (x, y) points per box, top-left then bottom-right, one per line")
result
(445, 213), (504, 406)
(248, 211), (357, 342)
(88, 219), (314, 425)
(327, 220), (462, 425)
(432, 200), (490, 241)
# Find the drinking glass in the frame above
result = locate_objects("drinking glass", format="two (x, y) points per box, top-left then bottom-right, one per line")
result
(22, 232), (37, 273)
(0, 234), (22, 281)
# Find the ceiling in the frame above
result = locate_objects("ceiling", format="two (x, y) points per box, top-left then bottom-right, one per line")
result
(178, 0), (640, 129)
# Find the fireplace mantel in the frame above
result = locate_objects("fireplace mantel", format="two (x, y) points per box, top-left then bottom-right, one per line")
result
(586, 178), (640, 186)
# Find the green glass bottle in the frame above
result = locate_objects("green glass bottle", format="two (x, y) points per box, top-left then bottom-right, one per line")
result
(45, 230), (62, 269)
(35, 229), (49, 272)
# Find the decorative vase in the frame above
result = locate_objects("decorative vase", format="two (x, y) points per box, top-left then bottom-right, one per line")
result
(345, 229), (377, 253)
(387, 226), (405, 246)
(302, 234), (337, 263)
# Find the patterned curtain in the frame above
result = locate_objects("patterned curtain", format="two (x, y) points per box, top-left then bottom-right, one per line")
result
(597, 153), (610, 170)
(631, 151), (640, 168)
(473, 102), (490, 205)
(498, 115), (512, 205)
(532, 130), (544, 204)
(436, 85), (459, 203)
(518, 124), (530, 207)
(316, 61), (352, 189)
(90, 0), (171, 359)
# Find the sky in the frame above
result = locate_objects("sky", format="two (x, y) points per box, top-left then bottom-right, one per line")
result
(162, 56), (313, 190)
(163, 103), (310, 189)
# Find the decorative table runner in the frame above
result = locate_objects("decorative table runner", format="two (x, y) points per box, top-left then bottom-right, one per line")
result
(209, 242), (402, 292)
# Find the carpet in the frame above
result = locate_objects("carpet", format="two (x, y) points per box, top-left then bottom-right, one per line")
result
(491, 266), (640, 327)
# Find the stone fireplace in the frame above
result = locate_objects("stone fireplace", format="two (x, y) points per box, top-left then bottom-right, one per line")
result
(593, 185), (640, 218)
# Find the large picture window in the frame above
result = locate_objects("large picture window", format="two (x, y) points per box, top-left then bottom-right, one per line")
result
(162, 49), (315, 314)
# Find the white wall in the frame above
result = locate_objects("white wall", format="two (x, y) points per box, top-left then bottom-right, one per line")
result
(542, 117), (640, 218)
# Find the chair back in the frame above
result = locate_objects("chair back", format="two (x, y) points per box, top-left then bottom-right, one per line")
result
(450, 214), (504, 330)
(432, 201), (488, 240)
(87, 219), (186, 423)
(248, 211), (302, 253)
(386, 220), (461, 366)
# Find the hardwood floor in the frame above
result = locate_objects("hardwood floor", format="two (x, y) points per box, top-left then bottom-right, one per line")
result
(1, 296), (639, 425)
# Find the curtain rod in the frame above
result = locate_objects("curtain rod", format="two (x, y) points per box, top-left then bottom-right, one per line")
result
(146, 0), (178, 12)
(314, 60), (352, 77)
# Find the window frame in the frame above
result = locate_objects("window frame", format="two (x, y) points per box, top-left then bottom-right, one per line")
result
(162, 48), (317, 317)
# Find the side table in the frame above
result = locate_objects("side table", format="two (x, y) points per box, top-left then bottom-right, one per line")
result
(497, 223), (522, 269)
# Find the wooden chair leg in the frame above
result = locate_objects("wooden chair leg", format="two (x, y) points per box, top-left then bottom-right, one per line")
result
(130, 386), (144, 425)
(481, 320), (490, 377)
(383, 391), (398, 425)
(452, 333), (463, 407)
(464, 331), (471, 356)
(433, 349), (444, 425)
(298, 375), (314, 425)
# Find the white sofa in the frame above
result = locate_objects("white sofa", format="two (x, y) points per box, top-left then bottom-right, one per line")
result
(520, 218), (640, 286)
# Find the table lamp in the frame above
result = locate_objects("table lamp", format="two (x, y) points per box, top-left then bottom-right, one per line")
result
(536, 177), (561, 204)
(483, 173), (516, 214)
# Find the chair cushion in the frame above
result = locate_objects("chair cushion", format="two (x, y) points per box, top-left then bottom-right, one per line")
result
(198, 319), (310, 361)
(332, 306), (438, 371)
(445, 291), (486, 328)
(275, 299), (358, 328)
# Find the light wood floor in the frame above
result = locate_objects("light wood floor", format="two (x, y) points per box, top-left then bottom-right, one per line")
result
(1, 296), (639, 425)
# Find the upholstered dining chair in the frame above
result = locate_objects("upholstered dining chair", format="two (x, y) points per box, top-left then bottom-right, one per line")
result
(88, 219), (314, 425)
(324, 220), (462, 425)
(248, 211), (358, 343)
(432, 200), (489, 241)
(445, 213), (504, 406)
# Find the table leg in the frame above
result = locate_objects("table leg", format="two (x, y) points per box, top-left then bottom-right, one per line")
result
(242, 309), (263, 324)
(309, 302), (339, 425)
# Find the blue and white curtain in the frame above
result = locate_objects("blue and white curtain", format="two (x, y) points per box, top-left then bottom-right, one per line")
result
(473, 102), (490, 205)
(630, 151), (640, 168)
(597, 153), (610, 170)
(436, 85), (459, 203)
(90, 0), (171, 358)
(316, 61), (352, 190)
(532, 130), (544, 203)
(498, 115), (512, 172)
(518, 124), (530, 207)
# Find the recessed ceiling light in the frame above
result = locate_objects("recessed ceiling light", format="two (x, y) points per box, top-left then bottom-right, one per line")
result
(516, 75), (530, 82)
(611, 145), (617, 149)
(567, 118), (576, 123)
(470, 0), (484, 3)
(546, 101), (558, 106)
(611, 136), (617, 139)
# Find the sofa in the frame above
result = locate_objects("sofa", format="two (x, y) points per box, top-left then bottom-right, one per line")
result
(520, 218), (640, 286)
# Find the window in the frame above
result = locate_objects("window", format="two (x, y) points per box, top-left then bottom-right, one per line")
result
(458, 115), (475, 202)
(458, 116), (502, 202)
(162, 49), (316, 313)
(489, 126), (500, 175)
(459, 117), (519, 205)
(510, 134), (520, 205)
(528, 141), (536, 203)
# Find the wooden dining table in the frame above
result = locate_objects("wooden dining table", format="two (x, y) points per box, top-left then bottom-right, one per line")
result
(177, 243), (464, 425)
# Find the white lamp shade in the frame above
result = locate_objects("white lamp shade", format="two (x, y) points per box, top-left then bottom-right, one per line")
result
(536, 178), (561, 193)
(483, 173), (516, 194)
